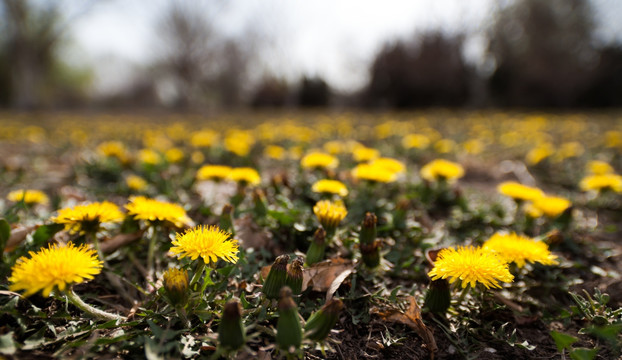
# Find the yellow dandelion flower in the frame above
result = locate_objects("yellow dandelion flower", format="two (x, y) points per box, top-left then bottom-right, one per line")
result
(162, 268), (189, 305)
(526, 143), (554, 165)
(138, 148), (161, 165)
(197, 165), (232, 181)
(228, 167), (261, 186)
(352, 146), (380, 162)
(530, 196), (571, 218)
(126, 175), (148, 191)
(579, 174), (622, 193)
(323, 140), (346, 155)
(7, 189), (49, 205)
(301, 152), (339, 170)
(313, 200), (347, 230)
(369, 157), (405, 174)
(523, 202), (543, 218)
(556, 142), (584, 161)
(165, 147), (184, 163)
(97, 141), (129, 163)
(420, 159), (464, 182)
(224, 130), (255, 157)
(427, 246), (514, 289)
(9, 242), (102, 297)
(265, 145), (286, 160)
(483, 232), (558, 268)
(402, 133), (430, 149)
(586, 160), (614, 175)
(433, 139), (455, 154)
(171, 225), (239, 264)
(190, 129), (219, 148)
(462, 139), (485, 155)
(605, 130), (622, 148)
(191, 151), (205, 164)
(53, 201), (124, 234)
(497, 181), (545, 201)
(352, 163), (397, 183)
(126, 196), (192, 228)
(311, 179), (349, 197)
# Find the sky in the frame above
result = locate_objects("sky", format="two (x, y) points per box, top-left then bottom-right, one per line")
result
(67, 0), (622, 94)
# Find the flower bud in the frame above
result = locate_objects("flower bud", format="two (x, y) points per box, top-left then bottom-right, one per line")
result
(360, 240), (381, 268)
(218, 300), (245, 351)
(286, 258), (304, 295)
(263, 255), (289, 299)
(163, 268), (189, 306)
(424, 278), (450, 313)
(304, 298), (343, 342)
(360, 212), (377, 245)
(306, 227), (326, 266)
(252, 189), (268, 218)
(276, 287), (302, 353)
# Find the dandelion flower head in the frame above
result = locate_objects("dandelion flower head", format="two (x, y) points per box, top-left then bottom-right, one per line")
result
(428, 246), (514, 289)
(586, 160), (614, 175)
(126, 175), (148, 191)
(530, 196), (571, 218)
(497, 181), (544, 202)
(369, 157), (405, 174)
(171, 225), (239, 264)
(9, 242), (102, 297)
(126, 196), (192, 228)
(579, 174), (622, 193)
(420, 159), (464, 182)
(402, 133), (430, 149)
(483, 232), (558, 268)
(352, 163), (397, 183)
(53, 201), (124, 234)
(197, 165), (232, 181)
(311, 179), (349, 197)
(313, 200), (347, 230)
(228, 167), (261, 186)
(352, 146), (380, 162)
(7, 189), (49, 205)
(301, 152), (339, 170)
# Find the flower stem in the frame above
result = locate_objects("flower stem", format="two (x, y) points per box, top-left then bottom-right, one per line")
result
(175, 306), (191, 328)
(66, 289), (125, 321)
(146, 225), (159, 287)
(456, 285), (471, 306)
(189, 261), (206, 291)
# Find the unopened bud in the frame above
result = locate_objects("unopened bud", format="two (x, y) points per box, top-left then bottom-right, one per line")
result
(286, 258), (304, 295)
(276, 287), (302, 352)
(263, 255), (289, 299)
(306, 227), (326, 266)
(252, 189), (268, 218)
(360, 212), (377, 245)
(424, 278), (450, 313)
(304, 298), (344, 342)
(163, 268), (189, 306)
(218, 300), (245, 351)
(220, 204), (235, 236)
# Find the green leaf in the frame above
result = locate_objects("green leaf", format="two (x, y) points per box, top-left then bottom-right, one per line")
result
(32, 223), (64, 245)
(0, 332), (16, 355)
(0, 218), (10, 253)
(569, 347), (598, 360)
(550, 330), (578, 352)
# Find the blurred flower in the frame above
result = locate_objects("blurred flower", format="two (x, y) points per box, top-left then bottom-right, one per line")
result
(197, 165), (232, 181)
(369, 157), (405, 174)
(323, 140), (346, 154)
(228, 167), (261, 186)
(462, 139), (485, 155)
(530, 196), (571, 217)
(190, 129), (218, 148)
(301, 152), (339, 170)
(224, 130), (255, 157)
(605, 130), (622, 148)
(420, 159), (464, 182)
(555, 142), (584, 161)
(171, 225), (239, 264)
(191, 151), (205, 164)
(311, 179), (348, 197)
(579, 174), (622, 193)
(313, 200), (347, 231)
(497, 181), (544, 201)
(433, 139), (455, 154)
(126, 196), (192, 228)
(126, 175), (148, 191)
(586, 160), (614, 175)
(526, 143), (554, 165)
(53, 201), (124, 234)
(163, 268), (189, 305)
(165, 147), (184, 163)
(352, 146), (379, 162)
(9, 242), (102, 297)
(138, 148), (161, 165)
(352, 163), (397, 183)
(402, 133), (430, 149)
(265, 145), (286, 160)
(427, 246), (514, 289)
(96, 141), (129, 163)
(7, 189), (49, 205)
(483, 232), (558, 268)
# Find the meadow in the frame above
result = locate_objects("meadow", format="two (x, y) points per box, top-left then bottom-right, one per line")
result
(1, 110), (621, 359)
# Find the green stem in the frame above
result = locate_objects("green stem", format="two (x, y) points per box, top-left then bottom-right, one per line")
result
(90, 233), (107, 266)
(66, 289), (125, 321)
(175, 306), (191, 328)
(456, 285), (471, 306)
(147, 225), (159, 285)
(189, 261), (206, 291)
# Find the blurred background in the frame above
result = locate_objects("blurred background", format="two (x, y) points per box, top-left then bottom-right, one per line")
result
(1, 0), (621, 111)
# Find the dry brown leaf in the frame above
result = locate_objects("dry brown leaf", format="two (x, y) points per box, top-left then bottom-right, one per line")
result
(5, 225), (37, 252)
(235, 215), (273, 250)
(100, 230), (145, 253)
(373, 296), (438, 357)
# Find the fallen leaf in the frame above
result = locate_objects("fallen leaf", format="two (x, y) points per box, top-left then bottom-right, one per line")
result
(373, 296), (437, 357)
(5, 225), (36, 252)
(235, 215), (273, 250)
(100, 230), (145, 253)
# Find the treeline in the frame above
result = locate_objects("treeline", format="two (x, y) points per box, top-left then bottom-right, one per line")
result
(0, 0), (621, 110)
